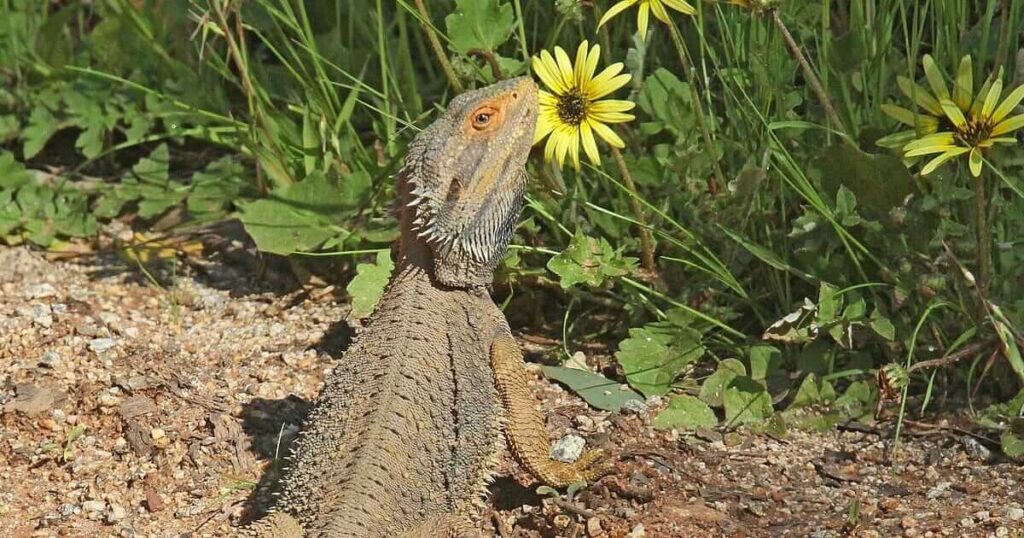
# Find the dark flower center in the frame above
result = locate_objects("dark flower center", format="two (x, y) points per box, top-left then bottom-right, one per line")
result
(556, 88), (588, 126)
(956, 118), (994, 147)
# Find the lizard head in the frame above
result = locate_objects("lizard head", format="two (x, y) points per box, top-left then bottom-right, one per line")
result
(399, 76), (538, 287)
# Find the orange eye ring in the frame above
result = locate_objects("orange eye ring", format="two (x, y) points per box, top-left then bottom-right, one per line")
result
(470, 106), (499, 131)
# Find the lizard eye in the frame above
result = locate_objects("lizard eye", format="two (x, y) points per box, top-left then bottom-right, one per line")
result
(470, 106), (499, 131)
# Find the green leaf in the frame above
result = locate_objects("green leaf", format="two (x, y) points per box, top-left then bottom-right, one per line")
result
(0, 152), (34, 189)
(187, 157), (248, 219)
(869, 308), (896, 341)
(615, 322), (704, 398)
(724, 376), (774, 425)
(22, 107), (59, 159)
(542, 366), (644, 412)
(238, 172), (349, 255)
(699, 358), (746, 407)
(748, 345), (781, 382)
(346, 250), (394, 318)
(445, 0), (515, 54)
(817, 283), (842, 323)
(788, 373), (836, 409)
(547, 230), (637, 289)
(1001, 430), (1024, 461)
(653, 395), (718, 430)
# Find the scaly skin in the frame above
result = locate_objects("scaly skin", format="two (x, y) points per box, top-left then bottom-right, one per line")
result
(246, 78), (607, 537)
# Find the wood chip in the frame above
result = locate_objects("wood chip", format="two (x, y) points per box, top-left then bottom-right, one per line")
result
(119, 396), (158, 420)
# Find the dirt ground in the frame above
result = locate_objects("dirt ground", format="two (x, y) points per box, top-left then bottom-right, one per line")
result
(2, 240), (1024, 538)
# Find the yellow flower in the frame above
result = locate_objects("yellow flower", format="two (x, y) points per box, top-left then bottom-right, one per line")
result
(532, 41), (635, 169)
(597, 0), (695, 42)
(889, 54), (1024, 177)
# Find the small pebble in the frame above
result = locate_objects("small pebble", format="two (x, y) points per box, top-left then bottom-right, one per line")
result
(550, 434), (585, 463)
(106, 503), (127, 523)
(89, 338), (117, 353)
(995, 526), (1010, 537)
(621, 399), (647, 414)
(961, 436), (992, 461)
(38, 351), (60, 368)
(1007, 507), (1024, 521)
(958, 517), (975, 529)
(575, 415), (595, 430)
(626, 523), (645, 538)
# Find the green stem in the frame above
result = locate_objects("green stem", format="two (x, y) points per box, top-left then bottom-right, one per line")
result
(610, 146), (657, 276)
(412, 0), (464, 93)
(664, 18), (727, 189)
(770, 9), (848, 135)
(974, 174), (991, 297)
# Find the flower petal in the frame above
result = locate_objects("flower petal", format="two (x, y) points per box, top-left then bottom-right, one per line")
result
(897, 76), (943, 116)
(589, 119), (626, 148)
(922, 55), (950, 101)
(968, 148), (983, 177)
(971, 68), (1003, 116)
(565, 126), (581, 169)
(906, 144), (964, 157)
(649, 0), (671, 24)
(580, 121), (601, 165)
(903, 132), (955, 152)
(939, 99), (967, 128)
(981, 77), (1003, 119)
(637, 2), (650, 42)
(597, 0), (637, 29)
(991, 114), (1024, 136)
(554, 46), (575, 93)
(920, 147), (970, 175)
(534, 110), (556, 145)
(589, 111), (635, 123)
(881, 104), (939, 130)
(533, 52), (566, 94)
(663, 0), (697, 15)
(574, 41), (590, 90)
(590, 99), (637, 113)
(991, 83), (1024, 124)
(952, 55), (973, 111)
(876, 130), (920, 149)
(587, 71), (631, 100)
(582, 42), (601, 87)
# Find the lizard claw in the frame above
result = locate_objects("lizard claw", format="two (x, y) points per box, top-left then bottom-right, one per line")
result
(571, 449), (613, 483)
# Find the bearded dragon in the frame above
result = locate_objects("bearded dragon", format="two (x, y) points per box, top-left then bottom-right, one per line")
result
(246, 77), (607, 537)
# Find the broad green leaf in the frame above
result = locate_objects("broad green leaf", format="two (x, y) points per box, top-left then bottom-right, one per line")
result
(1001, 430), (1024, 461)
(238, 172), (348, 255)
(542, 366), (644, 412)
(547, 230), (637, 289)
(653, 395), (718, 430)
(869, 308), (896, 341)
(346, 250), (394, 318)
(445, 0), (515, 54)
(817, 283), (842, 323)
(748, 345), (781, 382)
(724, 376), (774, 425)
(788, 373), (837, 409)
(22, 107), (59, 159)
(699, 358), (746, 407)
(187, 157), (248, 219)
(0, 152), (34, 189)
(615, 322), (704, 398)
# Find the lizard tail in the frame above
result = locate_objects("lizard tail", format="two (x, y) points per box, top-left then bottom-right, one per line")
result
(490, 331), (611, 488)
(243, 512), (304, 538)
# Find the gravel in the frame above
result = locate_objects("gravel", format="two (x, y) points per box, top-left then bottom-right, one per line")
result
(3, 244), (1024, 537)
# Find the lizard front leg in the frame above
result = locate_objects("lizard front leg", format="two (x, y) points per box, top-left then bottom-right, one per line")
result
(490, 331), (609, 488)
